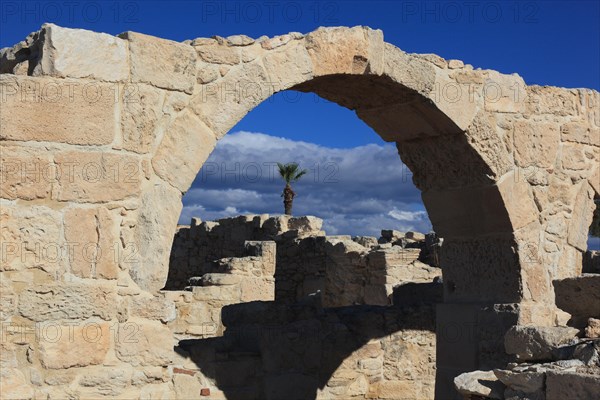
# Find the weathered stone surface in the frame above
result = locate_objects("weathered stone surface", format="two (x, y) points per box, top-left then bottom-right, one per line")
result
(567, 184), (596, 251)
(115, 319), (174, 366)
(305, 26), (384, 76)
(263, 42), (313, 88)
(0, 145), (52, 200)
(78, 367), (133, 397)
(483, 70), (527, 113)
(504, 326), (579, 361)
(196, 44), (240, 65)
(545, 371), (600, 400)
(585, 318), (600, 338)
(554, 275), (600, 321)
(129, 294), (177, 323)
(173, 373), (202, 399)
(121, 84), (166, 154)
(120, 31), (196, 93)
(64, 206), (119, 279)
(227, 34), (255, 46)
(191, 62), (271, 137)
(34, 24), (128, 82)
(0, 368), (34, 399)
(448, 59), (464, 69)
(39, 322), (110, 368)
(494, 369), (545, 393)
(561, 121), (600, 146)
(152, 110), (217, 192)
(513, 120), (560, 168)
(0, 75), (118, 145)
(1, 203), (64, 272)
(54, 151), (142, 202)
(130, 180), (182, 292)
(454, 370), (504, 399)
(18, 283), (116, 321)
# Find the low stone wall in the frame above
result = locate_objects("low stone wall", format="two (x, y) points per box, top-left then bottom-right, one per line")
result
(167, 240), (276, 339)
(166, 215), (324, 290)
(168, 215), (442, 308)
(178, 300), (438, 400)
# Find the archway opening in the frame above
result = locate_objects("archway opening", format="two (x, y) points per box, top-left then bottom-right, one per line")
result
(166, 88), (446, 399)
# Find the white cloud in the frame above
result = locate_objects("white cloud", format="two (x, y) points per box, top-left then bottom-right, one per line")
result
(180, 131), (432, 237)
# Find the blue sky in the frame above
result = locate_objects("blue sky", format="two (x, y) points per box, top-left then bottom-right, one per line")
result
(2, 1), (599, 244)
(1, 1), (599, 148)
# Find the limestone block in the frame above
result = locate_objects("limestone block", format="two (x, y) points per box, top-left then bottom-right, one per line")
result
(121, 84), (166, 154)
(0, 280), (17, 322)
(18, 283), (117, 322)
(0, 368), (34, 399)
(483, 70), (527, 113)
(130, 180), (182, 292)
(39, 322), (110, 368)
(34, 24), (128, 82)
(152, 110), (217, 192)
(545, 371), (600, 400)
(554, 275), (600, 321)
(465, 112), (513, 178)
(513, 120), (560, 168)
(0, 75), (118, 145)
(423, 170), (537, 238)
(494, 369), (545, 393)
(504, 326), (579, 361)
(192, 284), (241, 302)
(77, 367), (132, 397)
(129, 294), (177, 323)
(1, 203), (64, 272)
(173, 373), (202, 399)
(64, 206), (119, 279)
(453, 370), (504, 399)
(376, 380), (419, 399)
(262, 41), (313, 89)
(195, 44), (240, 65)
(240, 277), (274, 302)
(416, 53), (448, 69)
(429, 69), (481, 133)
(585, 318), (600, 338)
(305, 26), (384, 76)
(526, 86), (580, 116)
(54, 151), (142, 202)
(115, 319), (174, 366)
(260, 33), (303, 50)
(227, 34), (255, 46)
(0, 145), (52, 200)
(191, 62), (271, 138)
(120, 31), (196, 93)
(567, 184), (596, 251)
(448, 59), (464, 69)
(561, 121), (600, 146)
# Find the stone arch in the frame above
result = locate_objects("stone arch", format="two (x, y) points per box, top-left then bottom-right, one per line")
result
(1, 24), (598, 399)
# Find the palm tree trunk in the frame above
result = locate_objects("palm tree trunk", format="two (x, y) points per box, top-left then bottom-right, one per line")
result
(283, 184), (295, 215)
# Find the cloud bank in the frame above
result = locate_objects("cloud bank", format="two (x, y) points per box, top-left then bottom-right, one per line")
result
(180, 131), (432, 237)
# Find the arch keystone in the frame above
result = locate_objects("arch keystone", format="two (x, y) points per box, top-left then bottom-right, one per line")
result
(304, 26), (384, 76)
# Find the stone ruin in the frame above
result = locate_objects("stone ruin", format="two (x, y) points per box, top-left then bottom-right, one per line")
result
(165, 214), (441, 399)
(0, 23), (599, 399)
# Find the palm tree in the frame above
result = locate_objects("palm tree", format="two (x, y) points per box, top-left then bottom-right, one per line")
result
(277, 162), (307, 215)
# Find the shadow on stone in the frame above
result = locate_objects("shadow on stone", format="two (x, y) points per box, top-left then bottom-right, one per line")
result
(177, 286), (439, 400)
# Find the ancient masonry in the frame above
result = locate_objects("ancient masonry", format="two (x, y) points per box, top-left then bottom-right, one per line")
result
(0, 23), (599, 399)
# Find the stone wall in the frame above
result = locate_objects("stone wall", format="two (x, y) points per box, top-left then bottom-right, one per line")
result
(1, 22), (599, 399)
(168, 214), (441, 307)
(179, 299), (438, 400)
